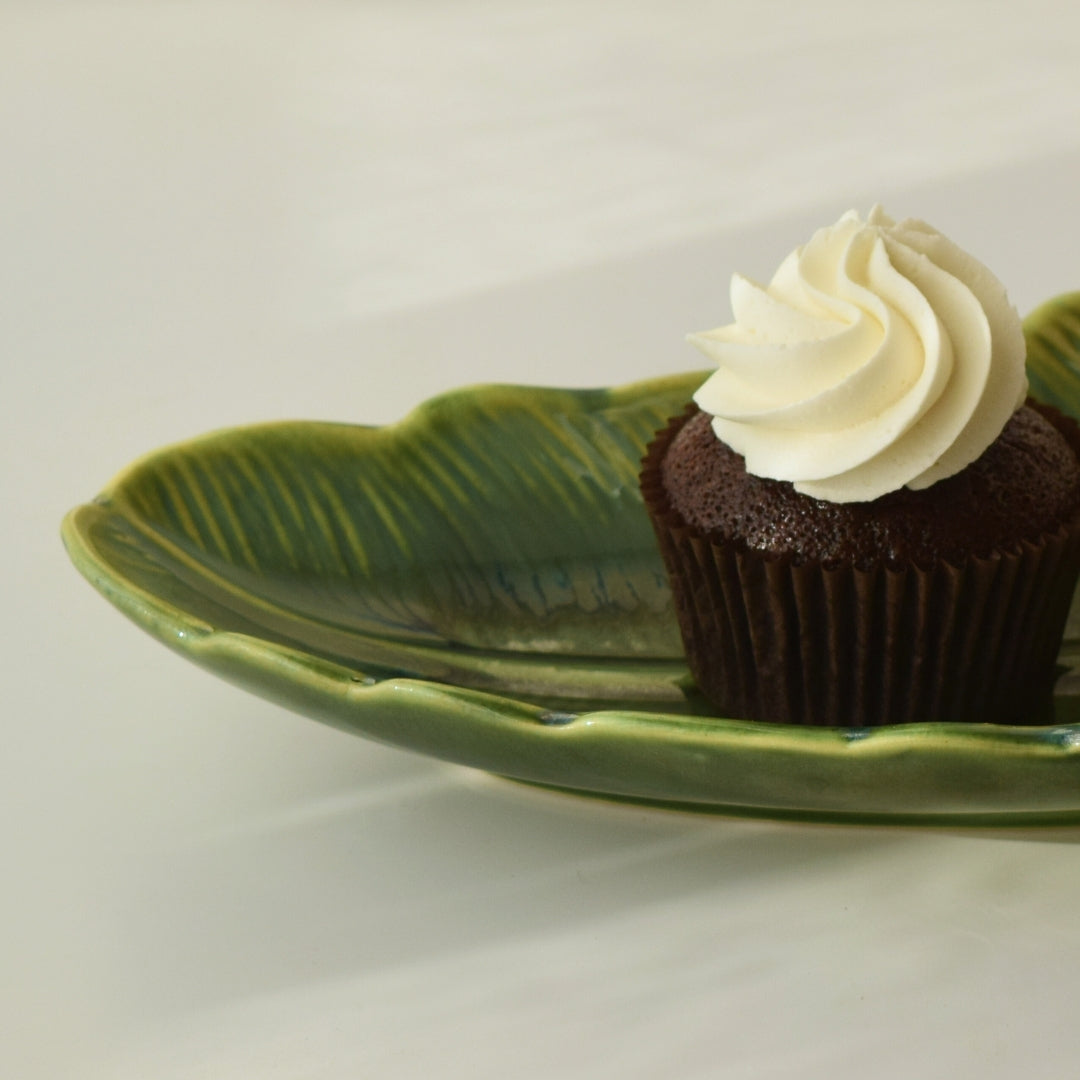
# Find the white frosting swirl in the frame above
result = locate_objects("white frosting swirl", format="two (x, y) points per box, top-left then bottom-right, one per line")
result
(689, 207), (1028, 503)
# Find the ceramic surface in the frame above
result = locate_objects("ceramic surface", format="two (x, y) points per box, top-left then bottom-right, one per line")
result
(63, 295), (1080, 823)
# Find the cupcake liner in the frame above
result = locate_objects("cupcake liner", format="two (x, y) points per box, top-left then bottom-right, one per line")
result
(641, 405), (1080, 727)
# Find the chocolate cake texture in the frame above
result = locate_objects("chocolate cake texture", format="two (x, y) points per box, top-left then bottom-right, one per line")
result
(661, 405), (1080, 571)
(640, 403), (1080, 727)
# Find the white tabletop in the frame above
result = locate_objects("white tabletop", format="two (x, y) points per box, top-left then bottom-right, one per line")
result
(7, 2), (1080, 1077)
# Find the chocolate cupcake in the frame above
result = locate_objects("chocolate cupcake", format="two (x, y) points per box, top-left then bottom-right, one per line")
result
(642, 208), (1080, 727)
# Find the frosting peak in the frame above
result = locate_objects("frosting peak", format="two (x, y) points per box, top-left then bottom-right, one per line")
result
(689, 207), (1028, 503)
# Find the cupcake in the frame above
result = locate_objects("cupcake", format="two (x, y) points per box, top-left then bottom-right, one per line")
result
(641, 208), (1080, 727)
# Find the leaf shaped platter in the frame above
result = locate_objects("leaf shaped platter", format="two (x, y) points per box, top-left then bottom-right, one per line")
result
(63, 295), (1080, 825)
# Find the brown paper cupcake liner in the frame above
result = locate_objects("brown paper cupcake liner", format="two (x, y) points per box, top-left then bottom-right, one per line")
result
(641, 405), (1080, 727)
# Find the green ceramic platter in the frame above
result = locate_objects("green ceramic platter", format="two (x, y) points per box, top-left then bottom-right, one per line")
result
(63, 294), (1080, 824)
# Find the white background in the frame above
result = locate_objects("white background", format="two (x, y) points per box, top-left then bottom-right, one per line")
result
(5, 2), (1080, 1077)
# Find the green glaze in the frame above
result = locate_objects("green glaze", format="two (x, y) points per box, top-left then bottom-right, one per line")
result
(63, 296), (1080, 823)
